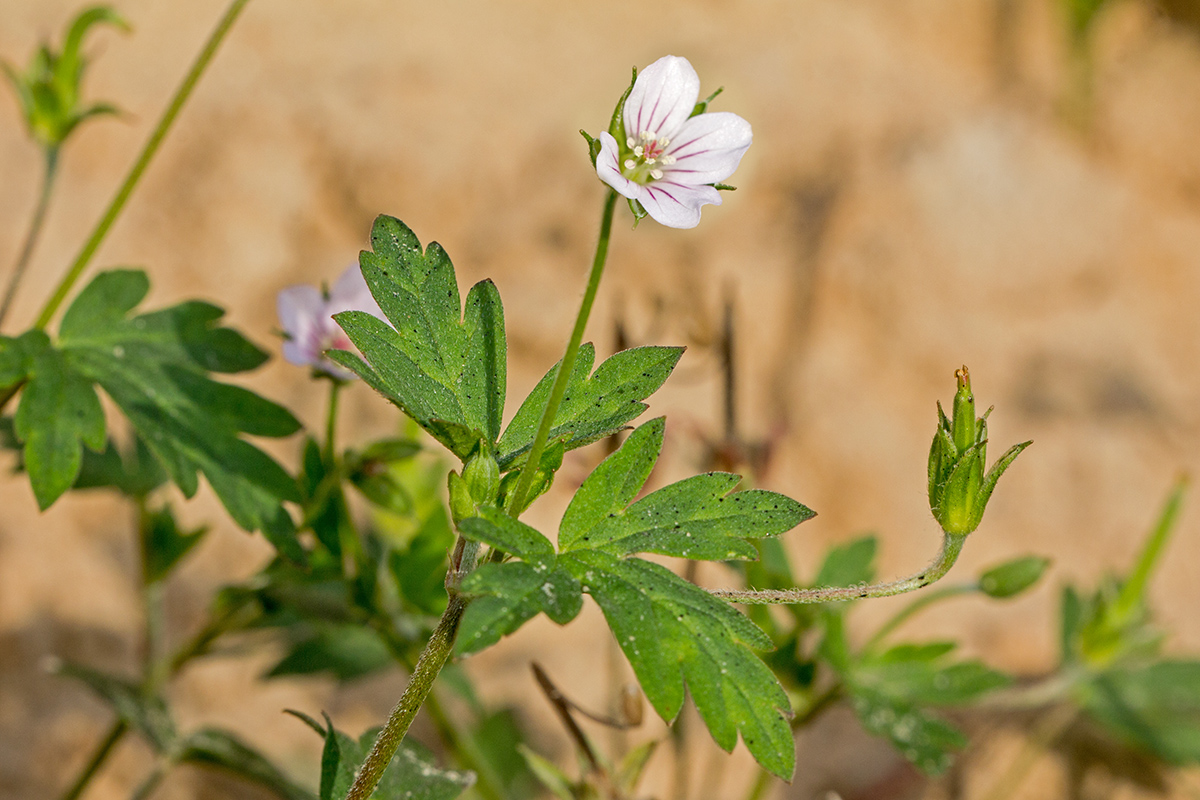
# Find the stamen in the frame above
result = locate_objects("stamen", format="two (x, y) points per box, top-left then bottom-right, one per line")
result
(626, 137), (635, 148)
(650, 169), (663, 180)
(658, 137), (670, 147)
(633, 145), (644, 157)
(624, 159), (636, 170)
(660, 155), (676, 165)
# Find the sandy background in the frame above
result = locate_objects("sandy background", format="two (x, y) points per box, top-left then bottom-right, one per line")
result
(5, 0), (1200, 798)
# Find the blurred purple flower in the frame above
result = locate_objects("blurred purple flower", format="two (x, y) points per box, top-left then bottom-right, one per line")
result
(596, 55), (752, 229)
(277, 264), (382, 379)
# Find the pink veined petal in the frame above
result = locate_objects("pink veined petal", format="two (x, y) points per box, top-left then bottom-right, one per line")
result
(596, 132), (642, 200)
(662, 112), (753, 186)
(636, 180), (722, 229)
(623, 55), (701, 141)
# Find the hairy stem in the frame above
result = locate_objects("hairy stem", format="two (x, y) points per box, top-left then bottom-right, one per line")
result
(324, 379), (342, 466)
(0, 147), (58, 329)
(344, 594), (469, 800)
(33, 0), (254, 331)
(506, 189), (618, 516)
(711, 532), (965, 604)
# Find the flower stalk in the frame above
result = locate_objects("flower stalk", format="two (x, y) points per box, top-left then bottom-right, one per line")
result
(506, 189), (618, 517)
(34, 0), (254, 331)
(0, 147), (58, 329)
(711, 531), (966, 604)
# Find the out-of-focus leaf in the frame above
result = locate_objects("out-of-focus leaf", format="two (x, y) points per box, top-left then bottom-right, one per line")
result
(142, 504), (206, 584)
(55, 270), (302, 560)
(518, 744), (575, 800)
(54, 661), (175, 751)
(850, 690), (966, 775)
(1082, 661), (1200, 765)
(266, 624), (392, 682)
(13, 333), (105, 509)
(178, 727), (314, 800)
(304, 714), (474, 800)
(813, 536), (877, 590)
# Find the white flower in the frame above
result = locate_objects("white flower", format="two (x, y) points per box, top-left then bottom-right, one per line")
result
(277, 264), (383, 379)
(596, 55), (752, 229)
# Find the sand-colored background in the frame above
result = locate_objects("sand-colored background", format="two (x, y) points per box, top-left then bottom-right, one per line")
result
(4, 0), (1200, 798)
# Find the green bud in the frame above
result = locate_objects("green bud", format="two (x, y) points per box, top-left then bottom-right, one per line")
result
(3, 6), (128, 152)
(928, 366), (1031, 537)
(447, 470), (476, 524)
(462, 450), (500, 506)
(979, 555), (1051, 599)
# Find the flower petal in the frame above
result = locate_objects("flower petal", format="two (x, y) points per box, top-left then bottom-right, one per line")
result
(662, 111), (752, 185)
(596, 132), (642, 199)
(276, 285), (324, 365)
(636, 180), (722, 229)
(623, 55), (701, 141)
(329, 263), (383, 317)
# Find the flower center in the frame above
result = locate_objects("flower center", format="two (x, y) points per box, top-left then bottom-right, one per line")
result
(621, 130), (677, 184)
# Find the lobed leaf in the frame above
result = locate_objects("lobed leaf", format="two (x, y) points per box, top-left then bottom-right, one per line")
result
(456, 560), (583, 655)
(496, 344), (683, 469)
(50, 270), (303, 558)
(336, 216), (507, 458)
(559, 418), (812, 560)
(13, 336), (106, 509)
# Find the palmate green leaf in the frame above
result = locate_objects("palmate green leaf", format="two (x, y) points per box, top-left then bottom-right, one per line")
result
(331, 216), (506, 459)
(302, 714), (474, 800)
(456, 511), (582, 654)
(558, 418), (812, 560)
(562, 550), (795, 778)
(495, 344), (683, 470)
(456, 420), (809, 778)
(50, 270), (303, 559)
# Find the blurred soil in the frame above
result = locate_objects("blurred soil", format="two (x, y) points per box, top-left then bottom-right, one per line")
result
(5, 0), (1200, 798)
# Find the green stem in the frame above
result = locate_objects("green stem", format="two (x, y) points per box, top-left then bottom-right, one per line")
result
(344, 594), (470, 800)
(506, 190), (618, 516)
(33, 0), (253, 331)
(57, 720), (127, 800)
(862, 583), (976, 654)
(711, 532), (966, 604)
(324, 379), (342, 466)
(0, 147), (58, 329)
(129, 760), (169, 800)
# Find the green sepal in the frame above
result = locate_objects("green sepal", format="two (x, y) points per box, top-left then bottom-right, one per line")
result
(607, 67), (637, 142)
(690, 86), (723, 117)
(580, 129), (601, 167)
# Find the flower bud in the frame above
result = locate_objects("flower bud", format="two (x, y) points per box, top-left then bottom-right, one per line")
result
(928, 366), (1031, 537)
(462, 450), (500, 507)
